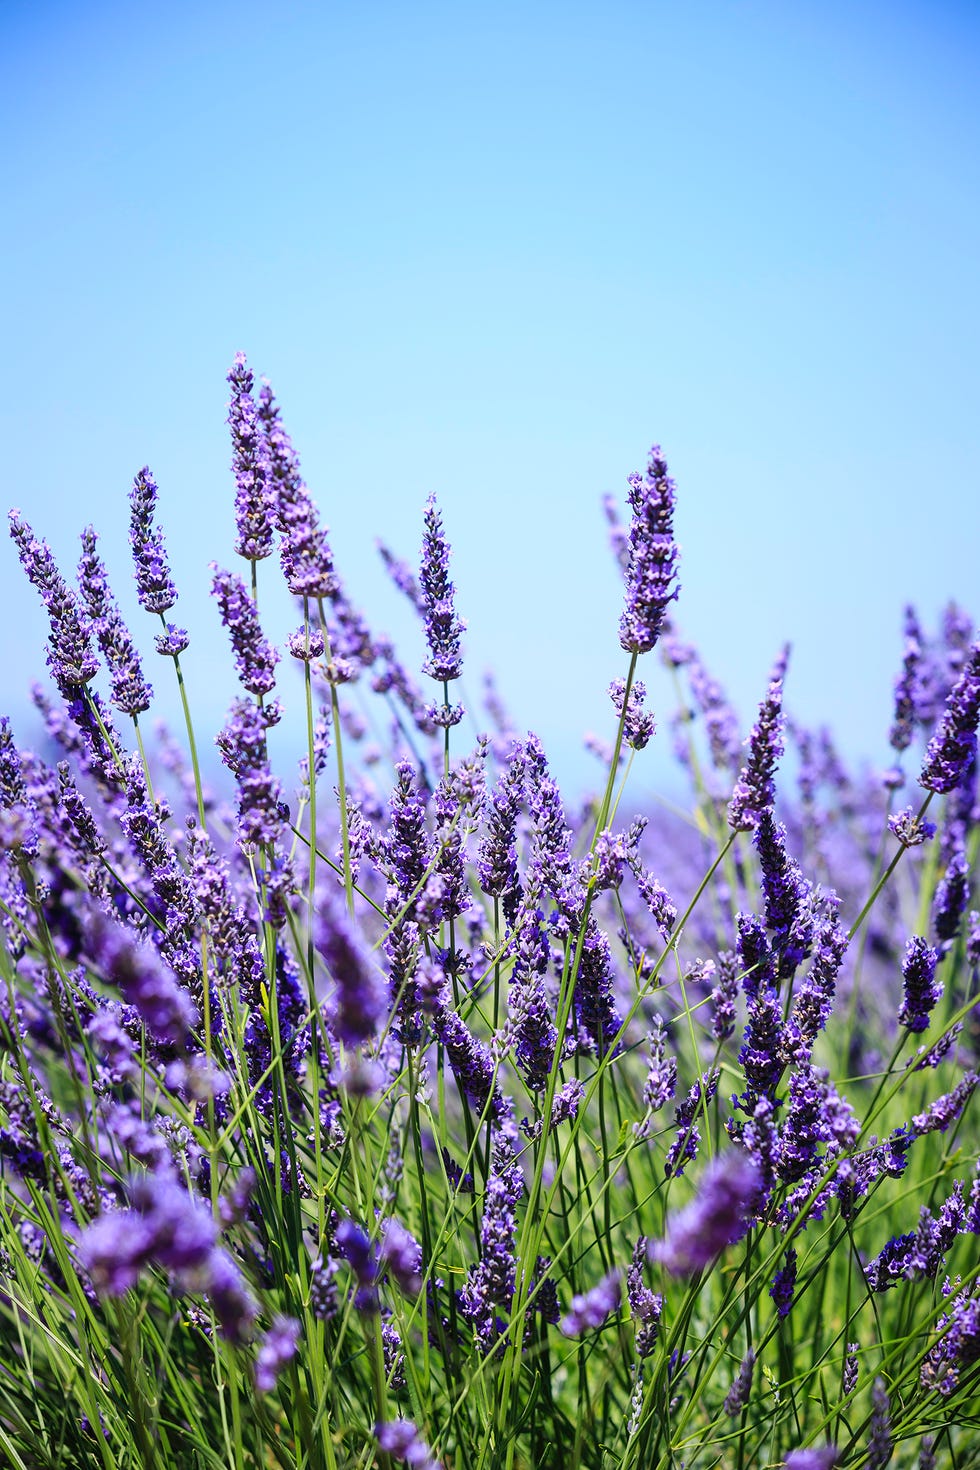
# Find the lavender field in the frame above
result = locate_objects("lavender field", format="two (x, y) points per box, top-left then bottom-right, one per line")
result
(1, 355), (978, 1469)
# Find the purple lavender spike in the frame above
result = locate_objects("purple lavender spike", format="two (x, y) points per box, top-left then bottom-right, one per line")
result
(420, 494), (465, 683)
(228, 353), (274, 562)
(129, 467), (178, 614)
(210, 565), (279, 696)
(920, 640), (980, 794)
(78, 527), (153, 715)
(9, 512), (99, 691)
(651, 1152), (761, 1275)
(728, 648), (789, 831)
(618, 445), (680, 655)
(259, 381), (337, 598)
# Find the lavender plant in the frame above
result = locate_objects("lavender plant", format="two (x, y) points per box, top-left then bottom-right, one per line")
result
(1, 366), (979, 1470)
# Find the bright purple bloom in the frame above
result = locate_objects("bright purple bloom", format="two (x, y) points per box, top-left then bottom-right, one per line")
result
(9, 512), (99, 691)
(215, 698), (285, 849)
(784, 901), (847, 1063)
(379, 1218), (423, 1297)
(228, 353), (274, 561)
(560, 1270), (621, 1336)
(377, 539), (424, 611)
(315, 891), (386, 1049)
(899, 936), (943, 1032)
(419, 494), (465, 683)
(756, 811), (814, 978)
(783, 1451), (839, 1470)
(77, 528), (153, 715)
(911, 1072), (978, 1136)
(93, 920), (198, 1047)
(618, 445), (680, 655)
(375, 1419), (439, 1470)
(259, 381), (337, 598)
(507, 905), (558, 1090)
(710, 951), (740, 1042)
(933, 847), (970, 946)
(728, 648), (789, 831)
(652, 1152), (761, 1275)
(770, 1246), (797, 1318)
(687, 650), (742, 772)
(920, 640), (980, 793)
(129, 467), (178, 614)
(888, 806), (936, 847)
(254, 1315), (300, 1393)
(210, 566), (279, 695)
(664, 1071), (718, 1177)
(460, 1141), (524, 1350)
(626, 1238), (663, 1357)
(609, 676), (656, 749)
(890, 619), (923, 753)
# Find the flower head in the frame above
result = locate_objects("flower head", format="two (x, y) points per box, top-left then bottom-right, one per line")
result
(618, 445), (680, 654)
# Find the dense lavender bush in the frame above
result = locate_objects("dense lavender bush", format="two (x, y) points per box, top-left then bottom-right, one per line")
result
(1, 358), (979, 1469)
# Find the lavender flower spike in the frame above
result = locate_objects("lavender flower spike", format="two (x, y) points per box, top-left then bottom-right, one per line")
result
(618, 444), (680, 654)
(375, 1419), (439, 1470)
(651, 1152), (761, 1275)
(129, 467), (178, 614)
(920, 639), (980, 793)
(560, 1270), (621, 1336)
(9, 512), (99, 691)
(210, 565), (279, 696)
(728, 647), (789, 831)
(420, 493), (465, 683)
(899, 936), (942, 1032)
(254, 1316), (300, 1393)
(77, 527), (153, 715)
(228, 352), (274, 562)
(783, 1451), (839, 1470)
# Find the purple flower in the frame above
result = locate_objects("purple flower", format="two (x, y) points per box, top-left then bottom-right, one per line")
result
(723, 1349), (755, 1416)
(228, 353), (274, 562)
(379, 1218), (423, 1297)
(9, 512), (99, 691)
(315, 892), (386, 1049)
(259, 381), (337, 598)
(933, 847), (970, 946)
(651, 1152), (761, 1275)
(626, 1238), (663, 1357)
(920, 640), (980, 793)
(783, 1451), (839, 1470)
(890, 619), (923, 753)
(888, 806), (936, 847)
(770, 1246), (797, 1318)
(210, 565), (279, 695)
(77, 527), (153, 715)
(215, 698), (285, 849)
(867, 1378), (892, 1469)
(507, 905), (558, 1090)
(609, 677), (656, 749)
(419, 494), (465, 683)
(374, 1419), (439, 1470)
(254, 1315), (300, 1393)
(728, 648), (789, 831)
(129, 467), (178, 614)
(460, 1141), (524, 1350)
(755, 811), (814, 978)
(560, 1270), (621, 1336)
(664, 1071), (718, 1178)
(899, 936), (943, 1032)
(618, 445), (680, 655)
(93, 920), (198, 1047)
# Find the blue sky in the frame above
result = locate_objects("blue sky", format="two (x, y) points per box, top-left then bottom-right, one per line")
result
(2, 0), (978, 798)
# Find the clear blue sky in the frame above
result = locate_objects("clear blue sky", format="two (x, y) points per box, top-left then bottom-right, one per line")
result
(2, 0), (978, 798)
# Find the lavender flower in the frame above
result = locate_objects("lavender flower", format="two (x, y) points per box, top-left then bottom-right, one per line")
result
(890, 622), (923, 753)
(783, 1452), (838, 1470)
(651, 1152), (761, 1275)
(259, 381), (337, 598)
(9, 512), (99, 691)
(626, 1238), (663, 1357)
(933, 847), (970, 946)
(92, 920), (198, 1047)
(888, 806), (936, 847)
(228, 353), (274, 561)
(609, 677), (656, 749)
(77, 528), (153, 715)
(420, 494), (465, 683)
(899, 936), (943, 1032)
(723, 1349), (755, 1416)
(728, 648), (789, 831)
(315, 891), (386, 1049)
(618, 445), (680, 655)
(379, 1217), (423, 1297)
(770, 1246), (797, 1319)
(215, 698), (285, 849)
(129, 467), (178, 614)
(867, 1378), (892, 1468)
(254, 1316), (300, 1392)
(375, 1420), (439, 1470)
(560, 1270), (621, 1336)
(210, 566), (279, 695)
(920, 640), (980, 793)
(460, 1141), (523, 1350)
